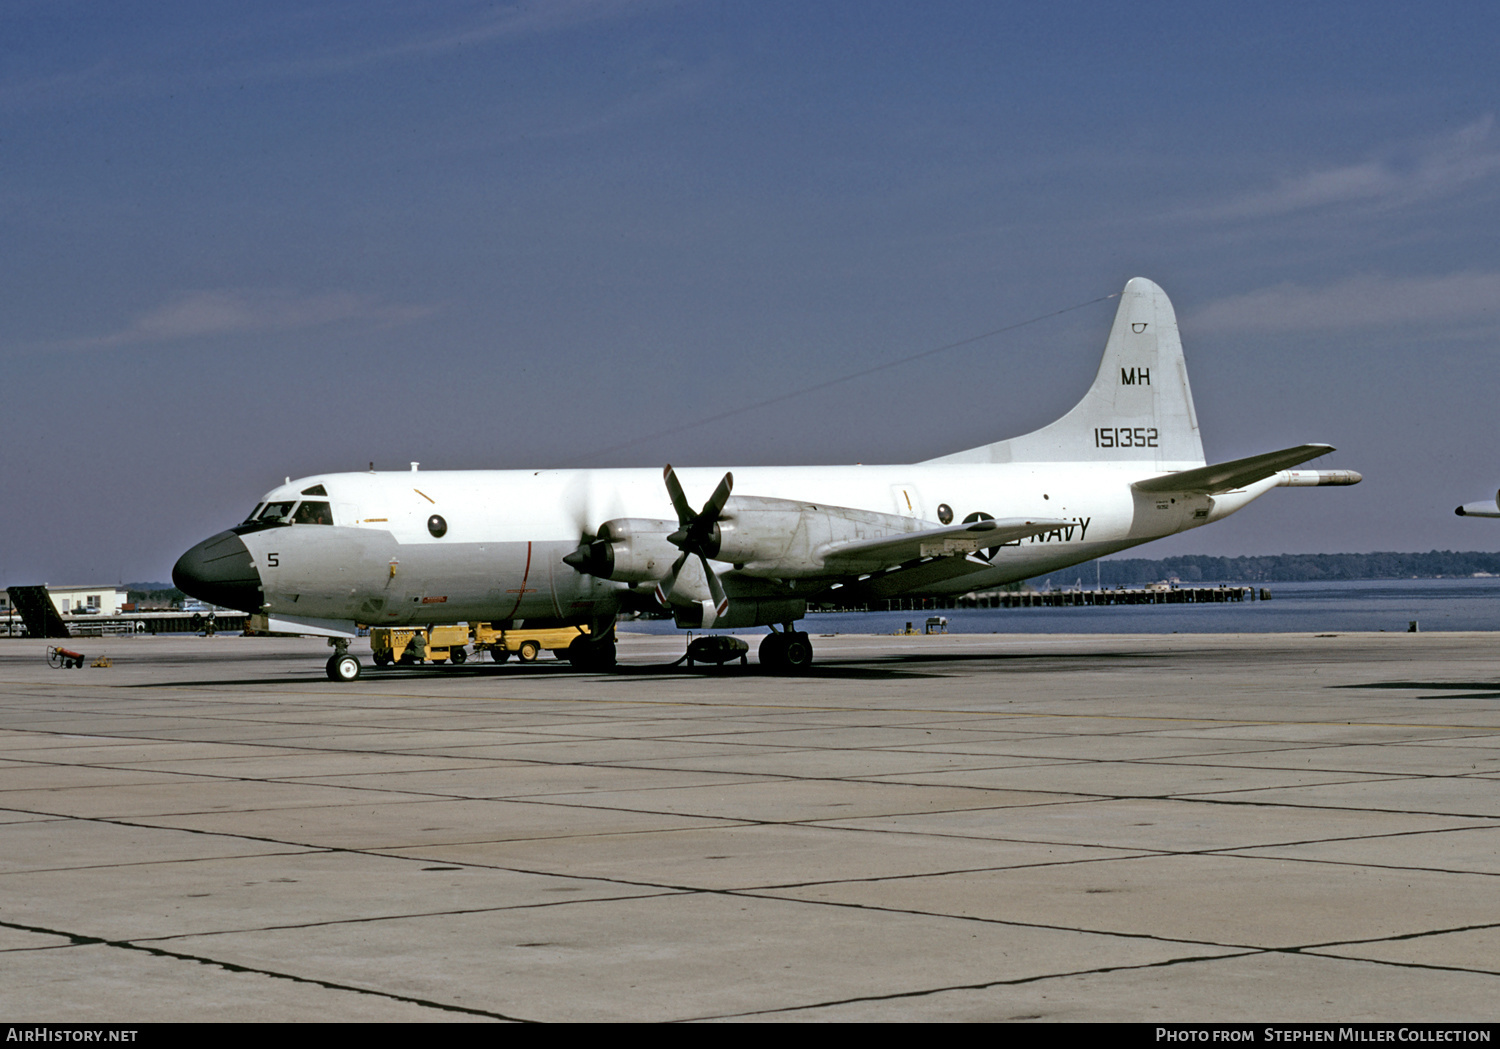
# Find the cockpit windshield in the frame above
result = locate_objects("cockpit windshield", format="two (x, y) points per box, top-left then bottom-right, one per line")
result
(233, 498), (334, 534)
(257, 501), (298, 523)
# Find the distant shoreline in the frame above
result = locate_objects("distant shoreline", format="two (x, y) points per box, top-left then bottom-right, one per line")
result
(1029, 551), (1500, 588)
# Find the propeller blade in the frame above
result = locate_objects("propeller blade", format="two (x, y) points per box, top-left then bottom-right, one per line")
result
(702, 471), (734, 521)
(699, 598), (720, 630)
(655, 551), (690, 607)
(698, 553), (729, 616)
(663, 465), (694, 526)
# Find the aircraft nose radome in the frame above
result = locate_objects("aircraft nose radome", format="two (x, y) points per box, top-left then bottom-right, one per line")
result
(172, 531), (264, 614)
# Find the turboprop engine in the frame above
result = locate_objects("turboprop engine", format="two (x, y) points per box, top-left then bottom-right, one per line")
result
(563, 468), (939, 589)
(562, 519), (680, 582)
(561, 464), (976, 630)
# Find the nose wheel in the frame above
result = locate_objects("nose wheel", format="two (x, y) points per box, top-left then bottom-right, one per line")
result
(325, 639), (362, 682)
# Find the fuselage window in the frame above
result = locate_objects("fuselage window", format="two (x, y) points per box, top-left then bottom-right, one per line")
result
(294, 501), (333, 525)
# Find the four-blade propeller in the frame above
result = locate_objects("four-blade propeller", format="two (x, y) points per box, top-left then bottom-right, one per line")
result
(656, 465), (732, 617)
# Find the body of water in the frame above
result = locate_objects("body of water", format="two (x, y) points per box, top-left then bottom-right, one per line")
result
(621, 578), (1500, 636)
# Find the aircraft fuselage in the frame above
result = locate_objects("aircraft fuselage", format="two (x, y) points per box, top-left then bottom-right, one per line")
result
(180, 458), (1268, 635)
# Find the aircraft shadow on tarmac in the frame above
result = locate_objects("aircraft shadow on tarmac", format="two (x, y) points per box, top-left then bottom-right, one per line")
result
(1334, 681), (1500, 700)
(124, 648), (1171, 688)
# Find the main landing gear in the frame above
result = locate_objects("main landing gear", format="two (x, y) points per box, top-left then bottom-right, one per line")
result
(567, 631), (618, 671)
(325, 638), (361, 682)
(759, 628), (813, 673)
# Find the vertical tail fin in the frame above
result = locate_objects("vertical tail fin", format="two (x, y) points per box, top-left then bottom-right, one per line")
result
(924, 277), (1206, 466)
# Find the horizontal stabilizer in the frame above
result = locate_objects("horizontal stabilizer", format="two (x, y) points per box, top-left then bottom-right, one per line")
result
(1133, 444), (1334, 495)
(822, 517), (1073, 572)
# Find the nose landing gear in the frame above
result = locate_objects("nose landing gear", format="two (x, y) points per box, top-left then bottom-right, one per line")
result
(325, 638), (361, 681)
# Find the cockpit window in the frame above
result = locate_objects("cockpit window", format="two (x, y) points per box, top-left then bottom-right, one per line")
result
(257, 501), (297, 523)
(293, 501), (333, 525)
(233, 499), (334, 534)
(300, 484), (327, 496)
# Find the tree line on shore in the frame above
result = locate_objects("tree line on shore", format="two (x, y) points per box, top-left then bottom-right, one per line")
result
(1028, 551), (1500, 589)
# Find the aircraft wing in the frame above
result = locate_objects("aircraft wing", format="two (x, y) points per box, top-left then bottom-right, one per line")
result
(1132, 444), (1335, 495)
(820, 518), (1074, 573)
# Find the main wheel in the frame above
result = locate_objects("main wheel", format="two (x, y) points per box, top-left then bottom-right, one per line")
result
(450, 646), (468, 665)
(326, 653), (362, 682)
(567, 635), (617, 670)
(760, 631), (812, 673)
(490, 646), (510, 663)
(759, 632), (788, 670)
(567, 634), (590, 666)
(588, 639), (617, 670)
(518, 640), (541, 662)
(782, 632), (814, 671)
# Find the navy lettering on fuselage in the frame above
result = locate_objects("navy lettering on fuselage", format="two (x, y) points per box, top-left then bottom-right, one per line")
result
(1001, 517), (1092, 547)
(1121, 367), (1151, 385)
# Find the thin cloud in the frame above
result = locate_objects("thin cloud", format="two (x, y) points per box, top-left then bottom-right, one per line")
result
(0, 2), (673, 110)
(1198, 117), (1500, 221)
(33, 288), (435, 355)
(1189, 272), (1500, 334)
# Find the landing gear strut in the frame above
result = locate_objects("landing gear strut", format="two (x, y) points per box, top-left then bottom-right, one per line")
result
(759, 627), (813, 673)
(325, 638), (361, 682)
(567, 630), (618, 671)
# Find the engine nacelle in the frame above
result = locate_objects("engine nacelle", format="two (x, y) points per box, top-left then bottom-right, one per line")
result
(565, 519), (680, 583)
(711, 496), (920, 575)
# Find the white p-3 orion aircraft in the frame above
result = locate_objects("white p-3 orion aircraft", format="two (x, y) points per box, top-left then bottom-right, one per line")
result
(174, 277), (1361, 680)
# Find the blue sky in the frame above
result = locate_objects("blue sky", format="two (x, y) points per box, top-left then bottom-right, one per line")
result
(5, 1), (1500, 583)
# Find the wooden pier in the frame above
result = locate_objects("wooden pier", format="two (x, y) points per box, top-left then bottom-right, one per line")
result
(817, 584), (1266, 614)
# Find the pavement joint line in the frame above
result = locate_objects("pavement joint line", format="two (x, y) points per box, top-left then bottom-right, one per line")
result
(0, 805), (757, 866)
(94, 871), (1255, 953)
(16, 687), (1500, 733)
(687, 948), (1270, 1021)
(1190, 820), (1500, 852)
(106, 888), (696, 945)
(690, 938), (1500, 1020)
(722, 889), (1498, 963)
(0, 918), (529, 1022)
(1208, 849), (1500, 879)
(9, 761), (1500, 824)
(1292, 919), (1500, 952)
